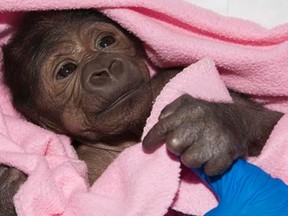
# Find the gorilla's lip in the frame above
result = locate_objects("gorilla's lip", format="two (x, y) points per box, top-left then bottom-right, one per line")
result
(100, 87), (138, 114)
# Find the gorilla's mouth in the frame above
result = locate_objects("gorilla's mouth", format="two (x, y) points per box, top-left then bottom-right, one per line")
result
(101, 87), (139, 114)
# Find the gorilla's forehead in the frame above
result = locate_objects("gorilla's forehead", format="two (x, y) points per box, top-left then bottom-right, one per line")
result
(7, 10), (141, 75)
(46, 21), (127, 48)
(38, 21), (98, 47)
(22, 11), (125, 56)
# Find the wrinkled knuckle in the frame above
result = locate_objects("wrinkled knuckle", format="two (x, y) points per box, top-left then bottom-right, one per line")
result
(153, 123), (166, 137)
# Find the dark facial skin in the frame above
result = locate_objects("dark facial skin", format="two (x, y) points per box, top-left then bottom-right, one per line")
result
(37, 22), (152, 141)
(1, 10), (283, 216)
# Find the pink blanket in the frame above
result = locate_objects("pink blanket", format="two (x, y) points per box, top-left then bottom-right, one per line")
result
(0, 0), (288, 215)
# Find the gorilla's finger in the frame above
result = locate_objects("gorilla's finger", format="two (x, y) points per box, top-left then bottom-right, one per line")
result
(204, 154), (235, 176)
(142, 114), (184, 152)
(180, 142), (213, 169)
(159, 94), (200, 120)
(165, 122), (204, 156)
(159, 96), (184, 120)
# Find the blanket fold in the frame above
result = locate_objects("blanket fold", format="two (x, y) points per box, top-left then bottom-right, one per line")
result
(0, 1), (288, 215)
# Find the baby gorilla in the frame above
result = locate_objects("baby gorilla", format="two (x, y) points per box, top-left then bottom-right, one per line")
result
(1, 9), (283, 215)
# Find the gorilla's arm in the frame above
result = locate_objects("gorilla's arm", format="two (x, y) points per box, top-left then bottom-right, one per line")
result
(143, 91), (283, 175)
(229, 91), (283, 156)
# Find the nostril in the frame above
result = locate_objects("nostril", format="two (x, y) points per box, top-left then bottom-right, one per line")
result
(88, 68), (111, 87)
(92, 69), (110, 78)
(81, 56), (118, 92)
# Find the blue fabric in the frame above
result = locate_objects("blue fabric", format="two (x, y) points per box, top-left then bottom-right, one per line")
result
(193, 159), (288, 216)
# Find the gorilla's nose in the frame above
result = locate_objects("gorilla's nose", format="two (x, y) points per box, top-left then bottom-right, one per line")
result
(81, 55), (119, 92)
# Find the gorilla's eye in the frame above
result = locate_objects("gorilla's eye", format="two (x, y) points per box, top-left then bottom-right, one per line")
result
(98, 35), (116, 49)
(56, 63), (77, 80)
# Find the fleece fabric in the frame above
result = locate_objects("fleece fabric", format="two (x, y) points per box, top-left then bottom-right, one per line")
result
(0, 0), (288, 215)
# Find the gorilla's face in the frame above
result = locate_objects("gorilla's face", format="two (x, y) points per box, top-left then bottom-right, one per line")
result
(39, 20), (153, 142)
(4, 11), (153, 142)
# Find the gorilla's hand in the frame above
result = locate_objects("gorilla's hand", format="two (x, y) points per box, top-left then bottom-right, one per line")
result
(0, 165), (27, 216)
(142, 94), (280, 176)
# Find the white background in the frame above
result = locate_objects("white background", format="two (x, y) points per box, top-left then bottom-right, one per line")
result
(184, 0), (288, 28)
